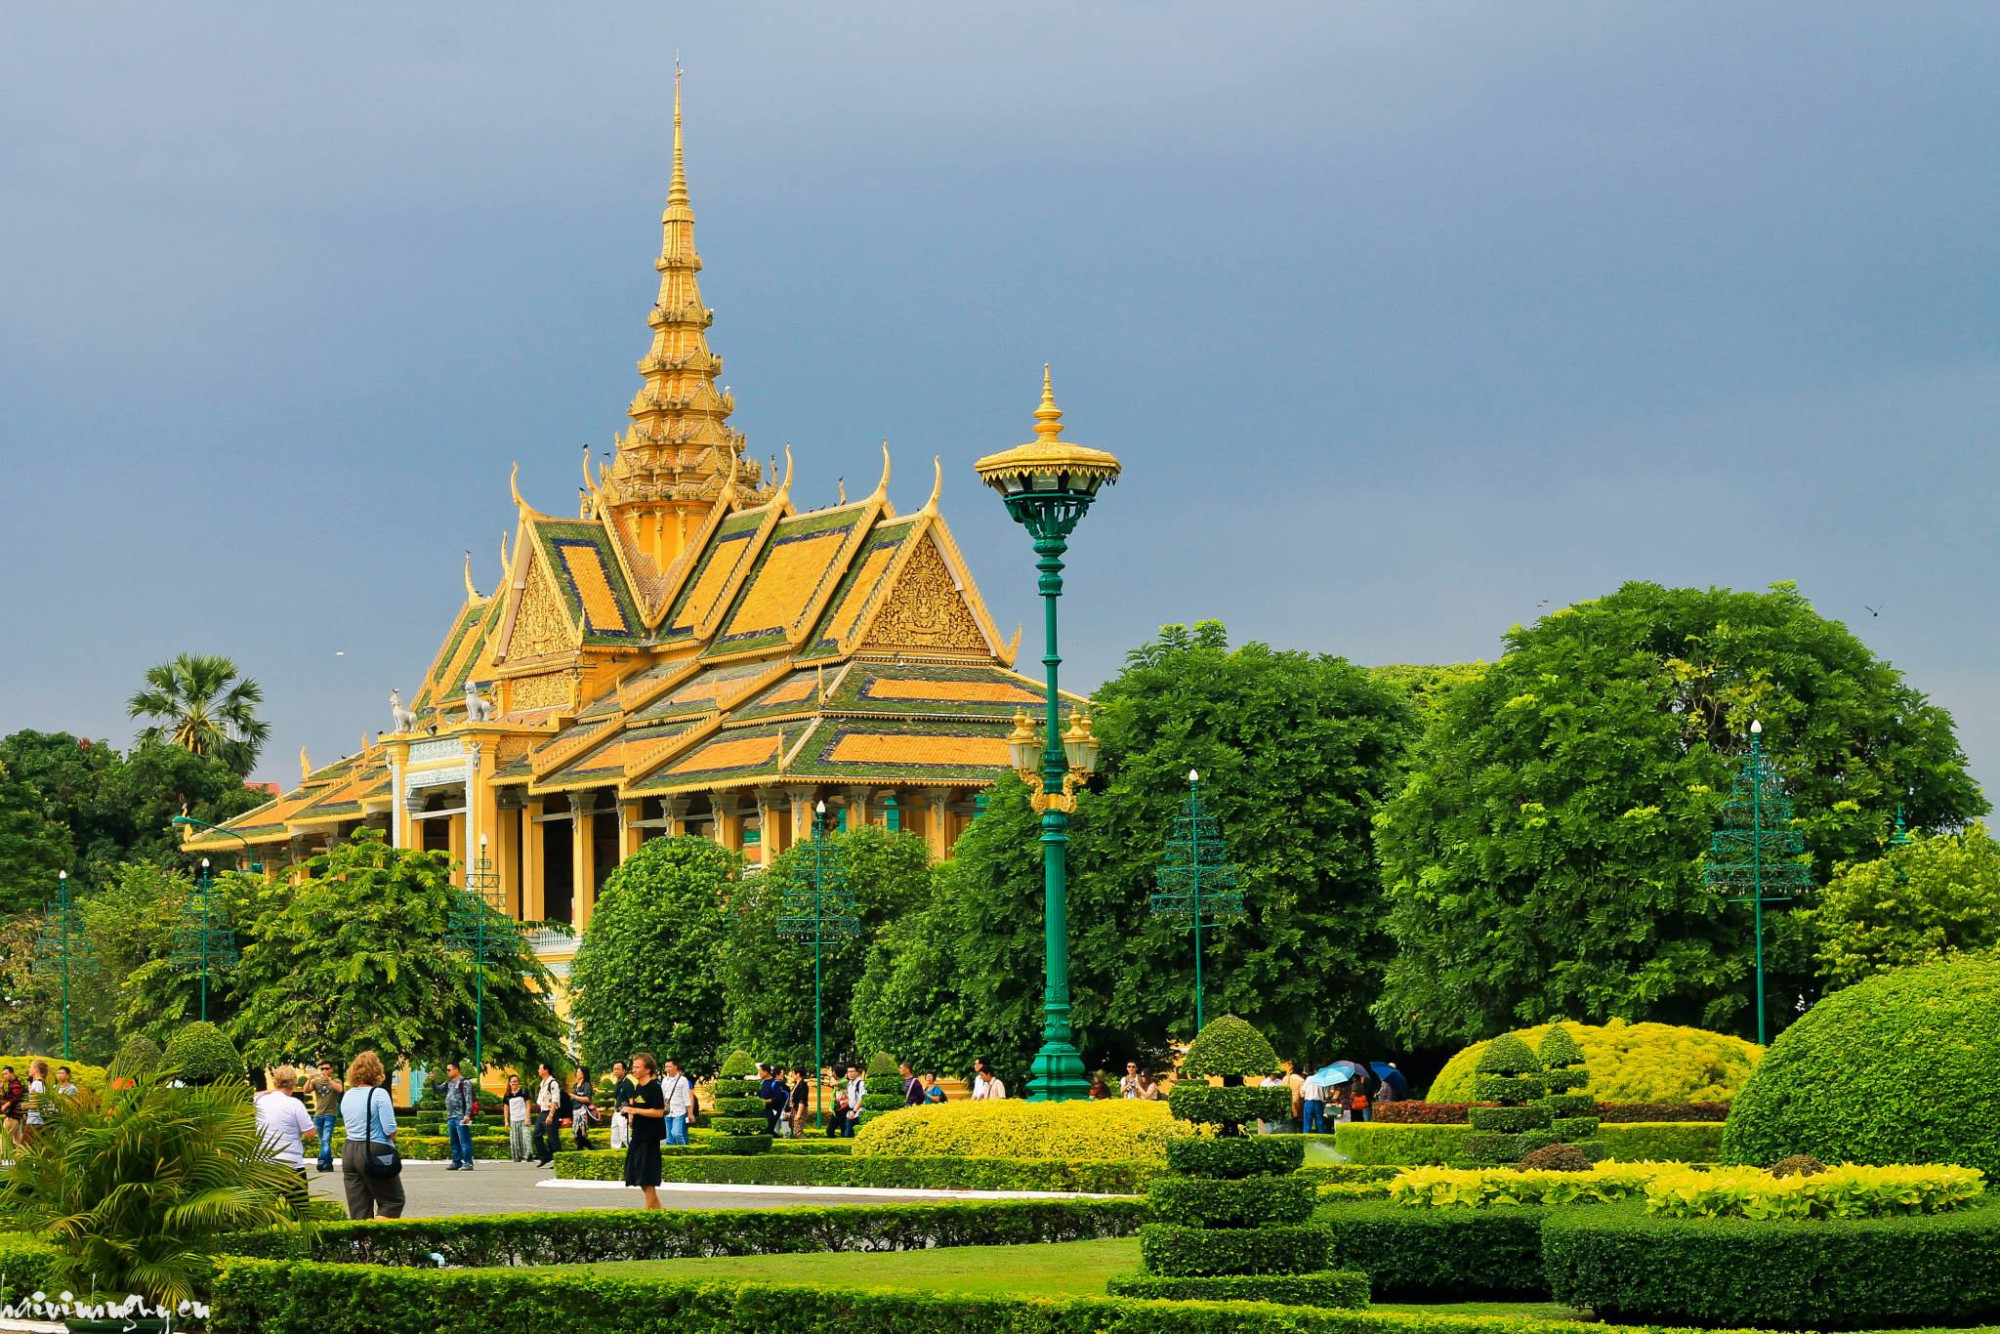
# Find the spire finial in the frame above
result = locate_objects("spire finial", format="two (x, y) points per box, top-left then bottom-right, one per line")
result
(1034, 363), (1063, 442)
(669, 62), (689, 208)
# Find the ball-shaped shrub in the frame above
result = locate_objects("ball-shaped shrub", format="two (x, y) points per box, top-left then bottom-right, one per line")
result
(161, 1022), (243, 1086)
(851, 1097), (1193, 1161)
(1722, 956), (2000, 1177)
(1178, 1014), (1280, 1082)
(1430, 1019), (1761, 1104)
(109, 1033), (163, 1083)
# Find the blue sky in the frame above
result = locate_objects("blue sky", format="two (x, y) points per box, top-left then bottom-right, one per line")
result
(2, 3), (1994, 792)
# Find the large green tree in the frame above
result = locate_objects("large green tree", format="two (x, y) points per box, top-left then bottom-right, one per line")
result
(127, 652), (271, 777)
(853, 620), (1419, 1076)
(1806, 823), (2000, 988)
(569, 836), (737, 1075)
(226, 830), (561, 1072)
(721, 825), (933, 1067)
(1374, 581), (1987, 1044)
(0, 758), (72, 918)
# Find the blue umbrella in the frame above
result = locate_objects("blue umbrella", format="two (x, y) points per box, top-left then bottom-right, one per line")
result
(1370, 1062), (1409, 1097)
(1313, 1061), (1359, 1086)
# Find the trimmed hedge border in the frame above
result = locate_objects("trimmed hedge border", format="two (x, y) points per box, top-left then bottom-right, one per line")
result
(1165, 1135), (1303, 1178)
(206, 1258), (1626, 1334)
(1335, 1121), (1725, 1166)
(551, 1149), (1159, 1193)
(222, 1199), (1151, 1267)
(1106, 1270), (1372, 1307)
(1318, 1201), (1551, 1299)
(1542, 1197), (2000, 1329)
(1147, 1175), (1317, 1227)
(1138, 1222), (1332, 1277)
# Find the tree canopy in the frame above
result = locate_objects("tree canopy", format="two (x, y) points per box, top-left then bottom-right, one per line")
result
(852, 620), (1419, 1076)
(127, 652), (272, 778)
(226, 830), (561, 1071)
(569, 836), (737, 1075)
(1374, 581), (1988, 1045)
(1806, 822), (2000, 988)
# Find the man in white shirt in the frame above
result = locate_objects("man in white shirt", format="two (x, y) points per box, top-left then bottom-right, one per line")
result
(661, 1058), (692, 1147)
(255, 1065), (318, 1209)
(534, 1061), (562, 1167)
(970, 1057), (1006, 1100)
(1300, 1072), (1326, 1135)
(23, 1061), (48, 1143)
(840, 1063), (867, 1138)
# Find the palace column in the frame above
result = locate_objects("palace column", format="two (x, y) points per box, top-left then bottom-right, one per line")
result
(468, 742), (501, 873)
(714, 792), (743, 853)
(523, 796), (547, 920)
(661, 795), (688, 838)
(843, 787), (873, 831)
(385, 738), (413, 849)
(754, 787), (788, 864)
(788, 790), (820, 846)
(572, 792), (598, 928)
(495, 789), (525, 918)
(620, 797), (644, 862)
(922, 788), (953, 860)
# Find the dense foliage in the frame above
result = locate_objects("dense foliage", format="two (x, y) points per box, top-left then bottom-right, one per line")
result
(1427, 1019), (1760, 1103)
(161, 1020), (242, 1084)
(1319, 1201), (1552, 1299)
(1375, 582), (1987, 1043)
(1177, 1012), (1282, 1080)
(854, 620), (1419, 1070)
(1542, 1198), (2000, 1329)
(569, 836), (737, 1075)
(127, 652), (271, 777)
(227, 830), (562, 1071)
(721, 826), (933, 1066)
(1806, 822), (2000, 987)
(1722, 955), (2000, 1176)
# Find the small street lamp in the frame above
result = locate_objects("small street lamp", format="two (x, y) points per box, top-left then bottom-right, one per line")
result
(170, 814), (265, 874)
(172, 857), (239, 1023)
(35, 870), (96, 1061)
(1703, 720), (1813, 1044)
(1150, 769), (1244, 1035)
(776, 799), (860, 1129)
(976, 365), (1121, 1102)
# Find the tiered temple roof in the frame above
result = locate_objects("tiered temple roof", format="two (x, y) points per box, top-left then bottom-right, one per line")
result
(186, 73), (1072, 864)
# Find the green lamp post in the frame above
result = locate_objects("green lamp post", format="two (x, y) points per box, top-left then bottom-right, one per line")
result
(976, 365), (1120, 1102)
(35, 871), (96, 1061)
(447, 835), (515, 1079)
(1703, 720), (1813, 1044)
(1149, 769), (1243, 1035)
(776, 799), (860, 1128)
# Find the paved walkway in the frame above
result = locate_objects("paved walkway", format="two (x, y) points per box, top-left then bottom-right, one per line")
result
(306, 1158), (1001, 1218)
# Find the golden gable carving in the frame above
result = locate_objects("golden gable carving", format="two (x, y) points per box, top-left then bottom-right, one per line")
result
(509, 670), (577, 712)
(509, 563), (573, 659)
(864, 538), (987, 652)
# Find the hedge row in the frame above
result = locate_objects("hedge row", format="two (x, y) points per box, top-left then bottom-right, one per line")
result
(0, 1232), (59, 1306)
(1137, 1222), (1332, 1277)
(1543, 1198), (2000, 1329)
(1372, 1101), (1731, 1126)
(206, 1260), (1624, 1334)
(1105, 1271), (1371, 1307)
(551, 1149), (1159, 1193)
(1317, 1201), (1551, 1299)
(1147, 1174), (1318, 1228)
(1333, 1121), (1725, 1165)
(223, 1199), (1150, 1268)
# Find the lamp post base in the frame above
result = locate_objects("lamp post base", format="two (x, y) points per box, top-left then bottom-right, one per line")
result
(1026, 1039), (1092, 1102)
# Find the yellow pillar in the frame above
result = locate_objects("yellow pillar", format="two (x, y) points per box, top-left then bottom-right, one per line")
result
(496, 801), (523, 919)
(446, 810), (465, 881)
(573, 793), (597, 928)
(923, 788), (952, 861)
(524, 799), (547, 920)
(621, 799), (644, 861)
(715, 793), (742, 854)
(754, 788), (786, 865)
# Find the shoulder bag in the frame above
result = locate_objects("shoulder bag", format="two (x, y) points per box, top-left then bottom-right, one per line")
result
(361, 1087), (403, 1179)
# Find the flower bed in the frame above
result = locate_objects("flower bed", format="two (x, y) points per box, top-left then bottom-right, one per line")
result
(551, 1147), (1160, 1193)
(1643, 1163), (1983, 1219)
(1542, 1197), (2000, 1329)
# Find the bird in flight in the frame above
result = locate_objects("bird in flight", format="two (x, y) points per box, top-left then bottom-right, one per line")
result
(1864, 603), (1884, 618)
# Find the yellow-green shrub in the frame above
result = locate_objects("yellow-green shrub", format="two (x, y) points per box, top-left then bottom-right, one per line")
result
(1643, 1164), (1984, 1220)
(1388, 1163), (1661, 1209)
(0, 1056), (108, 1089)
(850, 1098), (1195, 1161)
(1429, 1020), (1759, 1104)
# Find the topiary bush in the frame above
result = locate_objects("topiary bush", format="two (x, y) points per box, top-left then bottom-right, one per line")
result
(1430, 1019), (1761, 1104)
(161, 1022), (243, 1086)
(857, 1050), (904, 1126)
(109, 1034), (162, 1084)
(707, 1049), (770, 1155)
(1518, 1142), (1593, 1172)
(1722, 955), (2000, 1177)
(1176, 1013), (1280, 1082)
(1123, 1016), (1361, 1306)
(1465, 1033), (1546, 1161)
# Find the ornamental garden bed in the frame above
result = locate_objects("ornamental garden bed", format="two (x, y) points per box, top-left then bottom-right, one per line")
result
(550, 1147), (1160, 1193)
(1333, 1121), (1725, 1166)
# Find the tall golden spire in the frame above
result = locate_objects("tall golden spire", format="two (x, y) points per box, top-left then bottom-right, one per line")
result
(604, 65), (764, 515)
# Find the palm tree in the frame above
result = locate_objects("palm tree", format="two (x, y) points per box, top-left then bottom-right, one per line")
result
(128, 652), (272, 777)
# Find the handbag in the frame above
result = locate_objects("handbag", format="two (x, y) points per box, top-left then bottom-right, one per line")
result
(361, 1087), (402, 1179)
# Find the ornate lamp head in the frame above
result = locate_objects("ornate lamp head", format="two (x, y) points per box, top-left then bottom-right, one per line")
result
(974, 366), (1121, 540)
(1006, 708), (1043, 780)
(1061, 711), (1100, 776)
